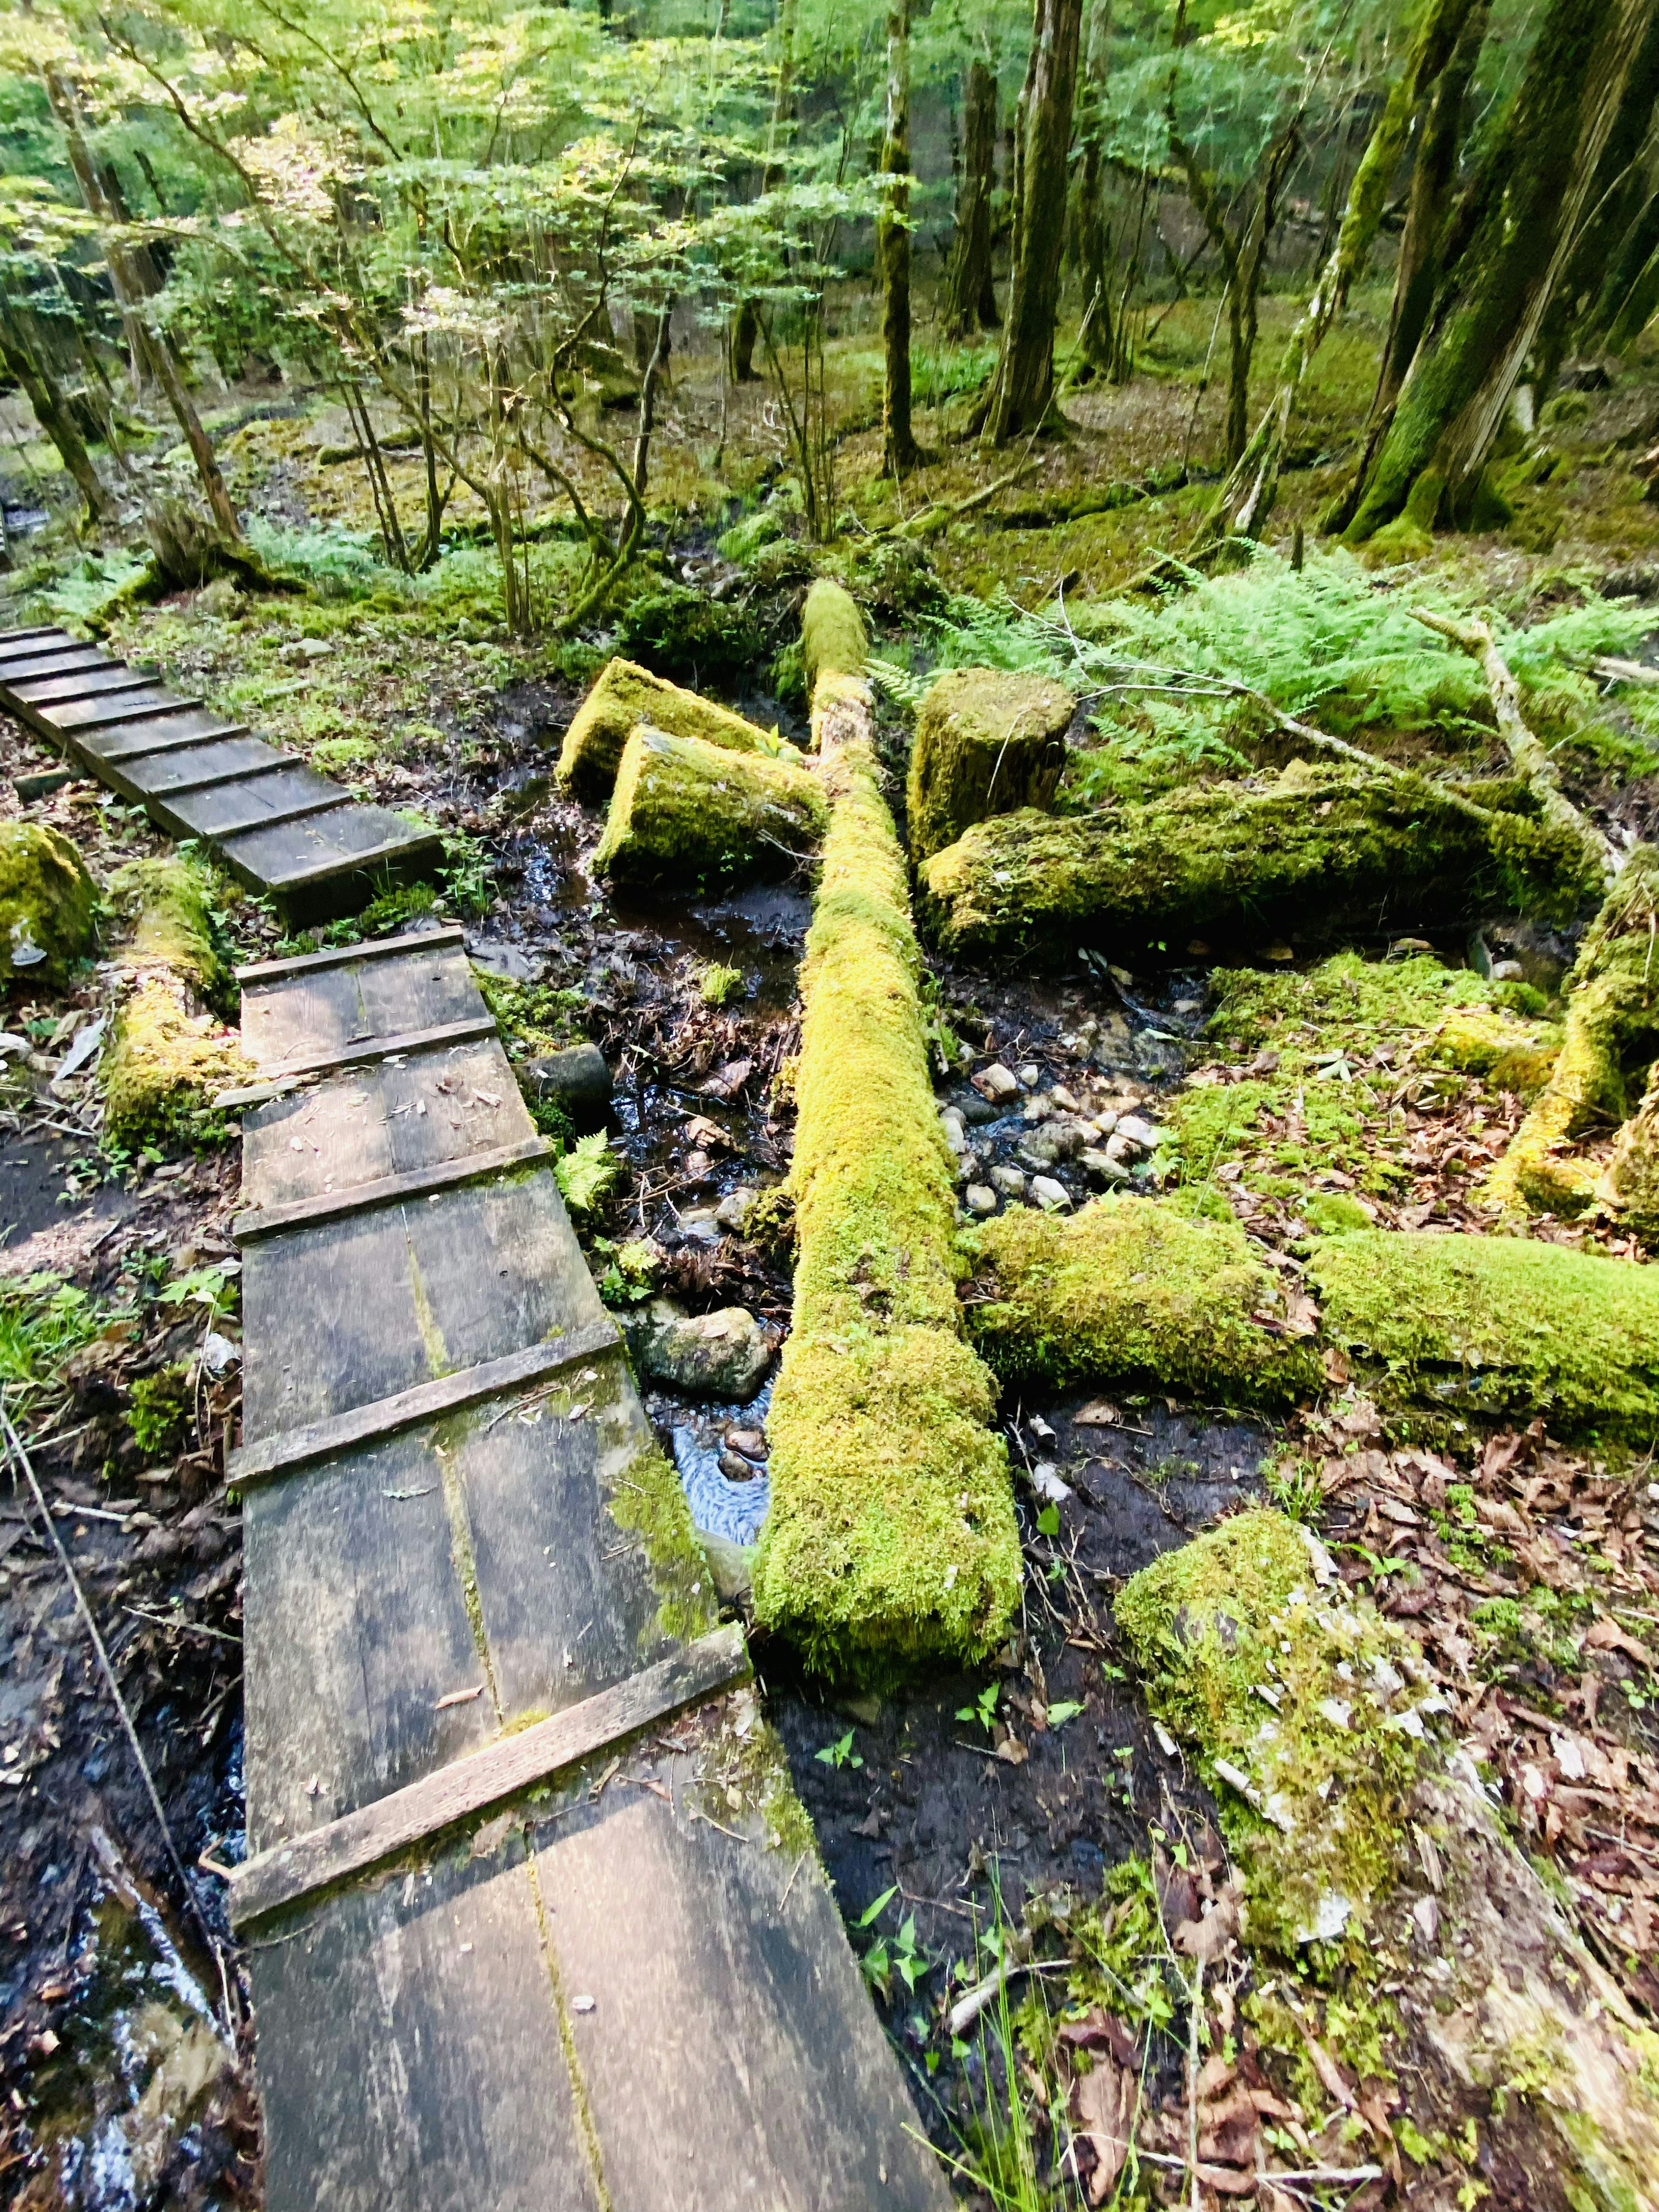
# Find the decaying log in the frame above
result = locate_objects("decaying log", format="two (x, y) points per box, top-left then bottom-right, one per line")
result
(591, 724), (828, 893)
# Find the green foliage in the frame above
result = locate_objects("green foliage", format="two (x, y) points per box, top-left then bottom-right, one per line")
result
(615, 585), (764, 682)
(697, 961), (744, 1007)
(555, 1130), (621, 1215)
(0, 1274), (108, 1411)
(126, 1363), (193, 1456)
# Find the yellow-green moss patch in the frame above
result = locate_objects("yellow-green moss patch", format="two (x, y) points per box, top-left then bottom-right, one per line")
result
(906, 666), (1073, 864)
(0, 822), (97, 985)
(1309, 1229), (1659, 1436)
(961, 1195), (1322, 1405)
(105, 856), (224, 996)
(604, 1438), (724, 1648)
(100, 978), (253, 1149)
(592, 725), (828, 893)
(751, 739), (1019, 1679)
(555, 654), (786, 799)
(801, 579), (867, 689)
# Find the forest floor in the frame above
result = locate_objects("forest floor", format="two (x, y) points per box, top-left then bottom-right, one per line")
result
(1, 283), (1659, 2212)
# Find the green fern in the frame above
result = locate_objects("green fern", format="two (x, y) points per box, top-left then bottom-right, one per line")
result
(556, 1130), (620, 1215)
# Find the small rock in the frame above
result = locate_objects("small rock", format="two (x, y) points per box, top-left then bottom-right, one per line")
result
(699, 1531), (753, 1605)
(1049, 1084), (1081, 1112)
(525, 1042), (612, 1130)
(964, 1183), (998, 1216)
(1489, 958), (1525, 982)
(1017, 1132), (1059, 1171)
(939, 1112), (969, 1154)
(989, 1163), (1026, 1197)
(1113, 1113), (1160, 1151)
(678, 1210), (722, 1244)
(1047, 1117), (1088, 1161)
(715, 1186), (757, 1231)
(972, 1062), (1020, 1103)
(1412, 1894), (1440, 1946)
(725, 1425), (767, 1459)
(1030, 1176), (1072, 1212)
(634, 1299), (772, 1398)
(1017, 1063), (1040, 1089)
(719, 1449), (758, 1482)
(1029, 1461), (1071, 1503)
(1081, 1147), (1132, 1184)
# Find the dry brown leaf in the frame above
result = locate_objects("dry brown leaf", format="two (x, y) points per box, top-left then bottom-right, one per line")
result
(1073, 2057), (1137, 2206)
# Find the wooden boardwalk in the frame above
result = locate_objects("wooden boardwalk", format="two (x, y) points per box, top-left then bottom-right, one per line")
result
(223, 927), (949, 2212)
(0, 626), (439, 919)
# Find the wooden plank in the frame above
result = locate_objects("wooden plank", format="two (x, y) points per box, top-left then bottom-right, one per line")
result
(140, 751), (302, 800)
(87, 715), (252, 760)
(237, 925), (465, 985)
(226, 1319), (620, 1487)
(0, 650), (117, 686)
(0, 625), (69, 650)
(255, 1014), (495, 1082)
(228, 815), (444, 895)
(233, 1136), (553, 1243)
(232, 1628), (748, 1927)
(123, 738), (296, 795)
(8, 669), (152, 708)
(166, 782), (350, 843)
(37, 688), (204, 733)
(239, 939), (483, 1070)
(248, 1847), (602, 2212)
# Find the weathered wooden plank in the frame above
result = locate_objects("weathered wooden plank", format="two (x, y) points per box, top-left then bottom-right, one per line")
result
(156, 770), (346, 842)
(40, 688), (204, 731)
(234, 1136), (553, 1243)
(232, 1628), (748, 1926)
(254, 1014), (496, 1083)
(140, 751), (302, 799)
(86, 713), (252, 760)
(226, 810), (445, 896)
(8, 669), (151, 708)
(237, 924), (465, 985)
(226, 1319), (620, 1488)
(0, 625), (70, 651)
(248, 1845), (602, 2212)
(240, 941), (482, 1069)
(0, 650), (118, 686)
(531, 1774), (955, 2211)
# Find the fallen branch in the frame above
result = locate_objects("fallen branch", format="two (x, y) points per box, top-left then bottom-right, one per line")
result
(893, 455), (1042, 540)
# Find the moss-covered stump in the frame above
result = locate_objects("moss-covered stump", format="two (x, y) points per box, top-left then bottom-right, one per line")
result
(99, 858), (250, 1148)
(918, 760), (1599, 965)
(0, 822), (97, 985)
(906, 667), (1073, 864)
(801, 578), (867, 688)
(591, 725), (828, 894)
(105, 857), (224, 996)
(1487, 846), (1659, 1217)
(961, 1196), (1323, 1405)
(1606, 1064), (1659, 1248)
(555, 655), (786, 800)
(1309, 1229), (1659, 1436)
(750, 737), (1019, 1678)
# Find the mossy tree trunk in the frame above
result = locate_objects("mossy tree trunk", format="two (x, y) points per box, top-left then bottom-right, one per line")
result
(981, 0), (1086, 447)
(878, 0), (918, 477)
(731, 0), (798, 385)
(1343, 0), (1659, 545)
(941, 60), (1001, 340)
(1599, 184), (1659, 350)
(0, 318), (108, 524)
(1069, 0), (1116, 384)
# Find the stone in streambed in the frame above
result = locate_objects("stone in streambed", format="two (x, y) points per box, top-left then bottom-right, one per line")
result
(629, 1297), (772, 1398)
(525, 1042), (612, 1130)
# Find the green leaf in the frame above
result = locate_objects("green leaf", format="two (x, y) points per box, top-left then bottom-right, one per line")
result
(555, 1130), (621, 1214)
(1046, 1700), (1084, 1727)
(856, 1885), (897, 1929)
(1036, 1503), (1060, 1537)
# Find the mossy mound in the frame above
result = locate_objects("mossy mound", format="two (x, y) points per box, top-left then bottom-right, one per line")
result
(105, 856), (225, 996)
(906, 667), (1074, 864)
(1309, 1229), (1659, 1435)
(751, 740), (1019, 1679)
(801, 579), (867, 690)
(1607, 1066), (1659, 1249)
(101, 978), (254, 1148)
(1117, 1509), (1433, 1961)
(1427, 1005), (1561, 1099)
(613, 585), (763, 686)
(1488, 847), (1659, 1217)
(0, 823), (97, 985)
(591, 725), (828, 893)
(556, 655), (786, 800)
(961, 1196), (1322, 1406)
(918, 760), (1600, 965)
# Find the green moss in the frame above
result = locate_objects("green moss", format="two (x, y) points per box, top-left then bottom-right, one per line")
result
(614, 584), (764, 685)
(605, 1439), (724, 1647)
(801, 579), (867, 687)
(592, 725), (828, 893)
(555, 654), (786, 799)
(1301, 1191), (1372, 1236)
(100, 979), (253, 1149)
(1608, 1065), (1659, 1249)
(751, 739), (1020, 1680)
(1117, 1509), (1431, 1965)
(105, 856), (225, 997)
(961, 1195), (1322, 1405)
(1309, 1230), (1659, 1436)
(1427, 1007), (1562, 1099)
(906, 667), (1073, 864)
(0, 821), (97, 985)
(127, 1362), (192, 1455)
(918, 761), (1598, 965)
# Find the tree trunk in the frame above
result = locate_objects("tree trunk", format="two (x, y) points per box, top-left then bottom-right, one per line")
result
(942, 60), (1000, 339)
(1071, 0), (1115, 381)
(732, 0), (798, 384)
(982, 0), (1086, 446)
(0, 321), (108, 523)
(1600, 184), (1659, 347)
(879, 0), (918, 474)
(1345, 0), (1659, 545)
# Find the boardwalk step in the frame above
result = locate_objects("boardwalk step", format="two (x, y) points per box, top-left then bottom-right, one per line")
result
(232, 1135), (554, 1242)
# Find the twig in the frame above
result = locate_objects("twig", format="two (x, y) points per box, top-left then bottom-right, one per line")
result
(1187, 1954), (1204, 2212)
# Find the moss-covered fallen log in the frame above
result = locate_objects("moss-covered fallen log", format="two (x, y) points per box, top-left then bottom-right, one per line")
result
(99, 857), (251, 1147)
(591, 725), (829, 893)
(751, 733), (1019, 1678)
(906, 667), (1073, 863)
(962, 1197), (1659, 1436)
(556, 654), (788, 798)
(963, 1197), (1323, 1405)
(918, 760), (1600, 964)
(1487, 845), (1659, 1216)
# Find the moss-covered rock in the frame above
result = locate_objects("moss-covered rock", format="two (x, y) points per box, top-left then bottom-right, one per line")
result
(918, 760), (1601, 965)
(906, 667), (1073, 864)
(1309, 1229), (1659, 1436)
(591, 724), (828, 894)
(751, 738), (1019, 1679)
(801, 579), (867, 690)
(1606, 1064), (1659, 1249)
(613, 584), (763, 686)
(556, 655), (786, 800)
(961, 1195), (1322, 1405)
(1488, 847), (1659, 1216)
(1427, 1004), (1561, 1099)
(0, 822), (97, 985)
(1117, 1509), (1433, 1960)
(101, 978), (253, 1148)
(105, 856), (224, 997)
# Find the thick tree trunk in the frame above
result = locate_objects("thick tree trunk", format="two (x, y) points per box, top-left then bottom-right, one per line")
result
(942, 61), (1000, 339)
(0, 322), (108, 523)
(1601, 185), (1659, 348)
(982, 0), (1086, 446)
(879, 0), (918, 475)
(1071, 0), (1115, 381)
(1345, 0), (1659, 545)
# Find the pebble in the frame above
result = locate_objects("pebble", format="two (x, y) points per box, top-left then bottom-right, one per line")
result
(1030, 1176), (1072, 1212)
(1017, 1133), (1060, 1171)
(633, 1300), (772, 1398)
(972, 1062), (1020, 1103)
(1081, 1147), (1132, 1183)
(963, 1183), (998, 1216)
(989, 1163), (1026, 1197)
(725, 1425), (767, 1459)
(938, 1112), (969, 1154)
(715, 1186), (757, 1231)
(719, 1449), (759, 1482)
(1049, 1084), (1081, 1112)
(1017, 1063), (1040, 1089)
(1114, 1113), (1160, 1150)
(678, 1210), (722, 1243)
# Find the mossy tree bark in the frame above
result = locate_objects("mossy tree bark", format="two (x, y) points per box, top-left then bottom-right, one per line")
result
(1599, 185), (1659, 351)
(0, 318), (108, 524)
(1068, 0), (1116, 384)
(981, 0), (1086, 446)
(878, 0), (918, 477)
(941, 60), (1001, 340)
(731, 0), (798, 384)
(1342, 0), (1659, 545)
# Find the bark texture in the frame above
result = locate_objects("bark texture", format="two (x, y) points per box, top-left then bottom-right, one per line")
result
(878, 0), (918, 475)
(1070, 0), (1115, 381)
(941, 60), (1001, 339)
(0, 321), (108, 521)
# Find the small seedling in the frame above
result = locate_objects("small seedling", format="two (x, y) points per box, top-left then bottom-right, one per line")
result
(1045, 1700), (1083, 1728)
(815, 1728), (863, 1770)
(1036, 1502), (1060, 1538)
(956, 1682), (999, 1734)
